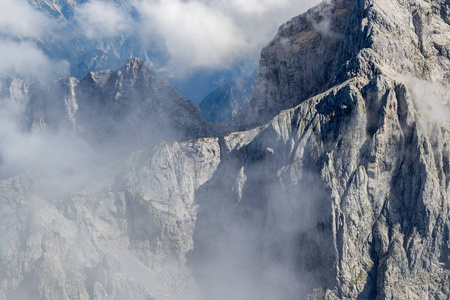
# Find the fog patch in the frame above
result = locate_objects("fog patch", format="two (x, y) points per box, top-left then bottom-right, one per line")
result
(0, 97), (98, 180)
(74, 0), (134, 39)
(0, 0), (54, 38)
(190, 133), (336, 299)
(132, 0), (321, 73)
(403, 74), (450, 123)
(136, 0), (245, 73)
(0, 40), (70, 81)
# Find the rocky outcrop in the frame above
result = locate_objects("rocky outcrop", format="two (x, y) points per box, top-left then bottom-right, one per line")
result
(191, 75), (450, 299)
(74, 58), (219, 150)
(193, 0), (450, 298)
(234, 0), (354, 129)
(0, 58), (224, 156)
(235, 0), (450, 129)
(0, 138), (220, 299)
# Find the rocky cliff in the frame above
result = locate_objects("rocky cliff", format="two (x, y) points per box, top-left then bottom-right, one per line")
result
(0, 138), (219, 299)
(235, 0), (450, 129)
(0, 0), (449, 299)
(0, 58), (223, 156)
(193, 0), (450, 298)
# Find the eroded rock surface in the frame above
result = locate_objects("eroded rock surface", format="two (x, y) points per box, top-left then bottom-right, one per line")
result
(0, 139), (220, 299)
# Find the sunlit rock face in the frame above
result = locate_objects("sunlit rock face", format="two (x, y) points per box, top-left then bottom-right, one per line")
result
(191, 75), (450, 299)
(0, 0), (449, 299)
(235, 0), (450, 129)
(192, 0), (450, 298)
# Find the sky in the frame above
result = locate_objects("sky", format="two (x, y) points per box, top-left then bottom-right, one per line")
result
(0, 0), (321, 87)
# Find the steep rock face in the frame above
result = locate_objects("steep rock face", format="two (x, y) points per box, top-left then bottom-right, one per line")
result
(74, 58), (216, 150)
(191, 75), (450, 299)
(0, 77), (31, 102)
(0, 138), (220, 299)
(234, 0), (354, 129)
(191, 0), (450, 298)
(28, 0), (81, 19)
(0, 59), (222, 156)
(26, 77), (79, 130)
(235, 0), (450, 129)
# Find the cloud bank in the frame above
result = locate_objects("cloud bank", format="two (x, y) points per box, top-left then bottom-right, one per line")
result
(0, 40), (70, 80)
(74, 0), (133, 39)
(0, 0), (53, 38)
(136, 0), (321, 71)
(0, 98), (97, 180)
(0, 1), (69, 80)
(0, 0), (321, 83)
(137, 0), (245, 70)
(70, 0), (321, 72)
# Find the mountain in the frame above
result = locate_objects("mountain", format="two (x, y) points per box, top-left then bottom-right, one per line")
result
(199, 72), (256, 124)
(192, 0), (450, 298)
(28, 0), (85, 19)
(234, 0), (450, 130)
(0, 57), (221, 299)
(24, 0), (256, 102)
(1, 58), (223, 157)
(72, 58), (219, 150)
(0, 0), (449, 299)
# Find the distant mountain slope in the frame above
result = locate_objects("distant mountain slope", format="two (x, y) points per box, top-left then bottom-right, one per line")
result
(24, 0), (257, 102)
(199, 72), (256, 124)
(0, 58), (224, 156)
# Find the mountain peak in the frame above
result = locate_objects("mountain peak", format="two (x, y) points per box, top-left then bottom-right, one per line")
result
(124, 57), (145, 70)
(234, 0), (450, 129)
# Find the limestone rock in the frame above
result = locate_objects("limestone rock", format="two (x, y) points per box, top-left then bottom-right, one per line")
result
(235, 0), (450, 130)
(0, 138), (220, 299)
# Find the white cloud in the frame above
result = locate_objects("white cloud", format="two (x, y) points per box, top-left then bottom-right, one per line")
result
(405, 75), (450, 123)
(0, 0), (54, 38)
(133, 0), (321, 72)
(0, 0), (322, 78)
(0, 98), (97, 179)
(228, 0), (291, 14)
(74, 0), (132, 39)
(137, 0), (246, 71)
(0, 40), (70, 80)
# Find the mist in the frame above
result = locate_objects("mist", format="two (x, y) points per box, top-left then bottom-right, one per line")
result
(187, 127), (337, 299)
(0, 98), (97, 180)
(0, 1), (334, 299)
(0, 0), (323, 99)
(404, 75), (450, 123)
(133, 0), (322, 73)
(0, 0), (53, 38)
